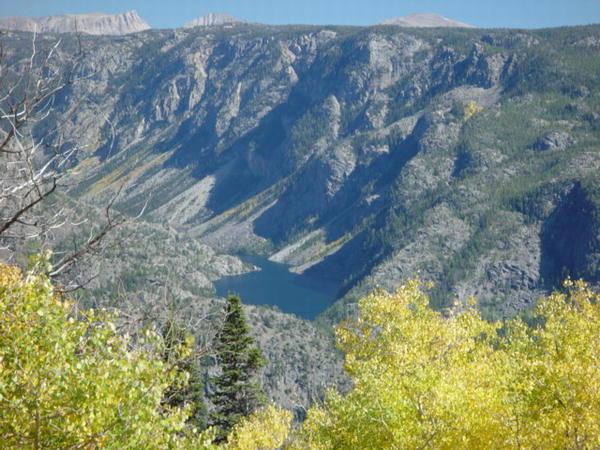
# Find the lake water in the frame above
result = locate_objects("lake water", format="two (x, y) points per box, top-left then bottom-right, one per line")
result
(214, 255), (339, 320)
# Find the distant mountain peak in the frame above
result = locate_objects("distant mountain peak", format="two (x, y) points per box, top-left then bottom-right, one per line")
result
(381, 13), (474, 28)
(0, 10), (151, 35)
(184, 12), (243, 28)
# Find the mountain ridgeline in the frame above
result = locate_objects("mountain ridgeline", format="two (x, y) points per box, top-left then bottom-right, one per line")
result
(7, 23), (600, 321)
(0, 11), (150, 35)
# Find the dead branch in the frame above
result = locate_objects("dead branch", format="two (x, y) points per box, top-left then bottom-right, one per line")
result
(0, 29), (122, 289)
(49, 185), (126, 279)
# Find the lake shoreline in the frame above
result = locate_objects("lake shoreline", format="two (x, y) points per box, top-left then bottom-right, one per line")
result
(214, 254), (339, 320)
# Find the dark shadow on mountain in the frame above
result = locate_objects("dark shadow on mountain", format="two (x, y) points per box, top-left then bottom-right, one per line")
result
(540, 181), (600, 288)
(201, 92), (313, 214)
(164, 109), (222, 166)
(253, 116), (428, 245)
(320, 116), (429, 237)
(451, 150), (473, 178)
(302, 230), (373, 289)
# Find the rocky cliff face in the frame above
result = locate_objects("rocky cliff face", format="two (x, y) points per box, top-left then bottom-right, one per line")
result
(5, 24), (600, 322)
(0, 10), (151, 35)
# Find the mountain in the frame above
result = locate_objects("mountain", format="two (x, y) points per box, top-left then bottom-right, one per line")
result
(184, 13), (242, 28)
(5, 23), (600, 322)
(0, 10), (151, 35)
(381, 13), (473, 28)
(4, 21), (600, 415)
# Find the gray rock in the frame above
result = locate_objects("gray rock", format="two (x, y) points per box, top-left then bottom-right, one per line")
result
(184, 13), (243, 28)
(0, 10), (151, 35)
(533, 131), (575, 151)
(381, 13), (473, 28)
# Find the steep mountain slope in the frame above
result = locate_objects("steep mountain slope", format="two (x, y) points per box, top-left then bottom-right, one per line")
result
(0, 10), (151, 35)
(381, 13), (473, 28)
(5, 24), (600, 322)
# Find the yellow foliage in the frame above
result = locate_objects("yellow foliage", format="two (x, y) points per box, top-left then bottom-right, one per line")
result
(4, 261), (600, 449)
(292, 279), (600, 449)
(462, 100), (484, 121)
(0, 263), (206, 449)
(227, 405), (293, 450)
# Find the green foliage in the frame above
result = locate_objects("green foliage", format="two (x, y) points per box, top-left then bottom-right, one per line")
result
(0, 263), (213, 449)
(161, 318), (208, 431)
(288, 107), (331, 163)
(210, 295), (266, 441)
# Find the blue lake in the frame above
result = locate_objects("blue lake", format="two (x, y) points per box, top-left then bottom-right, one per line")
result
(214, 255), (339, 320)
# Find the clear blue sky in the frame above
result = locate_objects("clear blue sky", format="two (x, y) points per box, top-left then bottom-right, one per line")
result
(1, 0), (599, 29)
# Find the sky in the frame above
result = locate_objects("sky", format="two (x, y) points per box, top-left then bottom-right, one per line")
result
(1, 0), (599, 29)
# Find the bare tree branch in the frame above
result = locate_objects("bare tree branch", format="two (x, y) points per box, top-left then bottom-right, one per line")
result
(0, 29), (124, 289)
(0, 178), (56, 236)
(50, 185), (126, 279)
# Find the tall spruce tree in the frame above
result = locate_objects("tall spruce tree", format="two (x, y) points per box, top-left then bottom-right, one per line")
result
(210, 295), (266, 440)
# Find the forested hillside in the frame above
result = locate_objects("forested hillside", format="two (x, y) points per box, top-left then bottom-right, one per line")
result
(4, 23), (598, 318)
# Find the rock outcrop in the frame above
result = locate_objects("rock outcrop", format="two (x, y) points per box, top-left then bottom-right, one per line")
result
(381, 13), (473, 28)
(532, 131), (575, 151)
(0, 10), (151, 35)
(184, 13), (242, 28)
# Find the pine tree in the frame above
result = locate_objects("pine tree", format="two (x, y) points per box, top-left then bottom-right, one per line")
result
(210, 295), (266, 440)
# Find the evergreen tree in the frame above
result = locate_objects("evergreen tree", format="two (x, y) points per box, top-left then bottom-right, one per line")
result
(161, 318), (208, 431)
(209, 295), (266, 440)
